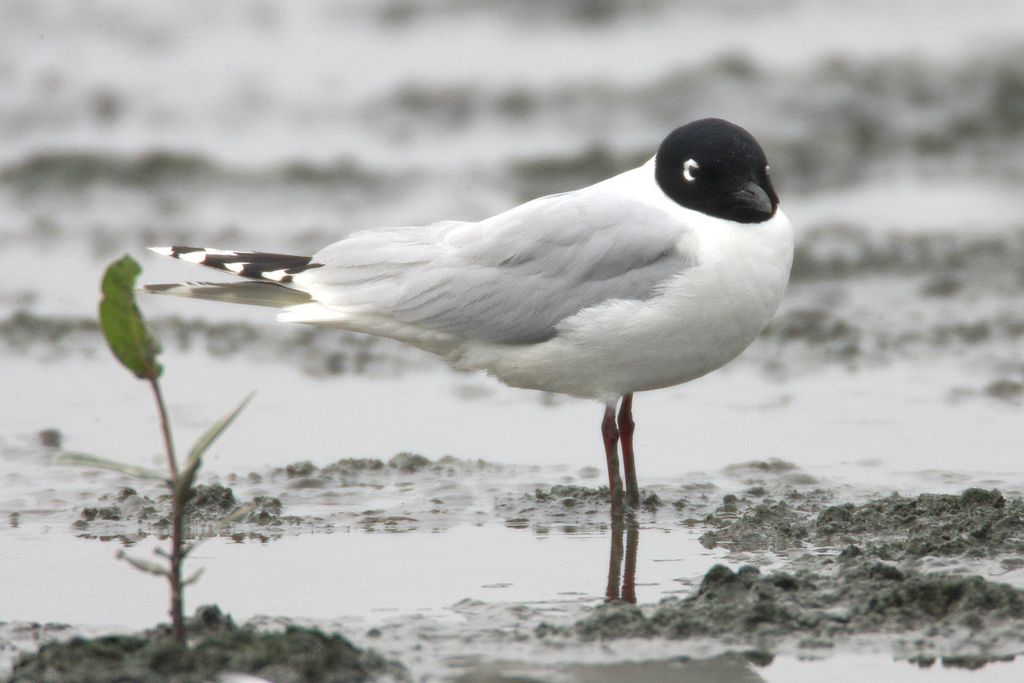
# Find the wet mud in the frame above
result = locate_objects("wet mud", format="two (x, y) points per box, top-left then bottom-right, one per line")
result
(556, 557), (1024, 665)
(512, 481), (1024, 667)
(7, 606), (406, 683)
(815, 489), (1024, 560)
(35, 450), (1024, 676)
(68, 454), (515, 543)
(699, 487), (1024, 561)
(71, 483), (292, 544)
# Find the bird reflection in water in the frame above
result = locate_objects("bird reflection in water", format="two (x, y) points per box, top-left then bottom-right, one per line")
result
(605, 514), (639, 603)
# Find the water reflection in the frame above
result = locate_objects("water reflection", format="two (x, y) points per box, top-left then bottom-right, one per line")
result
(605, 514), (639, 603)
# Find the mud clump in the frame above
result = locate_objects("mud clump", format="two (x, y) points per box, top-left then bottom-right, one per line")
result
(815, 488), (1024, 559)
(529, 484), (664, 511)
(388, 452), (431, 473)
(701, 488), (1024, 558)
(534, 484), (611, 507)
(317, 458), (387, 479)
(74, 487), (158, 527)
(8, 605), (406, 683)
(699, 487), (833, 551)
(496, 485), (665, 533)
(184, 483), (237, 519)
(72, 484), (290, 540)
(700, 500), (810, 552)
(290, 452), (494, 483)
(285, 460), (319, 478)
(557, 559), (1024, 660)
(243, 496), (286, 526)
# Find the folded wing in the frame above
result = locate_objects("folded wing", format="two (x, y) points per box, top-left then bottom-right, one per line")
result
(293, 190), (694, 344)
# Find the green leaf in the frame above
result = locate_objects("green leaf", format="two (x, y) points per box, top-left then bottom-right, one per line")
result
(99, 255), (162, 380)
(175, 393), (255, 501)
(116, 549), (169, 577)
(56, 452), (167, 481)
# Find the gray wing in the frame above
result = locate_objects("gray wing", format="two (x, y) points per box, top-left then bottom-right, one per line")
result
(300, 190), (694, 344)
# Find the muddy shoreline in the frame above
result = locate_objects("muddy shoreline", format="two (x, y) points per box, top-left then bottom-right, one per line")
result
(5, 452), (1024, 680)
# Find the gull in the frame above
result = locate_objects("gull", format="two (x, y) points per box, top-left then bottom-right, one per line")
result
(146, 118), (794, 512)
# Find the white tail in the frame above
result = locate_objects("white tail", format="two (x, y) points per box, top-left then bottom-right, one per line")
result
(143, 281), (311, 308)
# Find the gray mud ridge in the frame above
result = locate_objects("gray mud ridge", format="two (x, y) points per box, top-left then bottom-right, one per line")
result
(257, 452), (509, 532)
(70, 453), (508, 540)
(817, 488), (1024, 560)
(497, 484), (673, 532)
(262, 451), (505, 489)
(72, 484), (291, 544)
(265, 451), (497, 484)
(7, 605), (406, 683)
(496, 458), (818, 533)
(549, 557), (1024, 667)
(701, 487), (1024, 565)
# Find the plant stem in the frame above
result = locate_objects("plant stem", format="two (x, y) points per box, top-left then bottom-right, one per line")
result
(149, 376), (185, 644)
(169, 485), (186, 644)
(150, 377), (178, 480)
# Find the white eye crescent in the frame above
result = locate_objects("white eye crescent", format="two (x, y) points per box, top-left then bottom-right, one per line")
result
(683, 159), (699, 183)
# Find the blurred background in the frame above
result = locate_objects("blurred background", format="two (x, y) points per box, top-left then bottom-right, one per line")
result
(3, 0), (1024, 473)
(4, 0), (1023, 256)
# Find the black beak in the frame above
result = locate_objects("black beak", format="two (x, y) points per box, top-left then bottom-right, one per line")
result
(730, 181), (774, 220)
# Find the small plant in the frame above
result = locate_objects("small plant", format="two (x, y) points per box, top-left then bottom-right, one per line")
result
(59, 255), (252, 644)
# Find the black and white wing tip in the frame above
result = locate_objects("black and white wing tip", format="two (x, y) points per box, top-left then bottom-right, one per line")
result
(148, 246), (321, 284)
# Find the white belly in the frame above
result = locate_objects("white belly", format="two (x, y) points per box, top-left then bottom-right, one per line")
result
(453, 209), (794, 402)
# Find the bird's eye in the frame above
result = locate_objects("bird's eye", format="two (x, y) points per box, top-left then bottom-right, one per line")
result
(682, 159), (700, 183)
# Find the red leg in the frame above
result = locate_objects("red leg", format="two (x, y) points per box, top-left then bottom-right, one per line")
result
(605, 515), (624, 602)
(601, 402), (624, 514)
(622, 517), (639, 604)
(618, 393), (639, 507)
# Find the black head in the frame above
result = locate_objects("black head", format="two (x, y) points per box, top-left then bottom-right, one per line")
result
(654, 118), (778, 224)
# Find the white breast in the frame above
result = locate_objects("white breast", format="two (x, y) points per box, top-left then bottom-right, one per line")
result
(454, 207), (794, 402)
